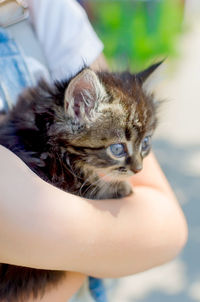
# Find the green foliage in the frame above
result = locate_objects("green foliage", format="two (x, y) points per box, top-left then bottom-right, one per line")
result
(91, 0), (184, 71)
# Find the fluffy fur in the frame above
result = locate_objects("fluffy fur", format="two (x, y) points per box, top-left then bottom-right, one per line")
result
(0, 63), (160, 301)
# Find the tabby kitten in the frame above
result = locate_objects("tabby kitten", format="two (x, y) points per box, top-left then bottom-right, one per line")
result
(0, 63), (160, 301)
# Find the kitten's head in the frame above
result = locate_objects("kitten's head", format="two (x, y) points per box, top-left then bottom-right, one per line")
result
(55, 63), (161, 180)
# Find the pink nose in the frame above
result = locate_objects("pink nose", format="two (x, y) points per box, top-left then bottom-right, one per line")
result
(132, 165), (142, 174)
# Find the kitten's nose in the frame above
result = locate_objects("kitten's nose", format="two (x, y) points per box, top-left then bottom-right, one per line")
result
(132, 165), (142, 174)
(130, 159), (143, 174)
(127, 156), (143, 174)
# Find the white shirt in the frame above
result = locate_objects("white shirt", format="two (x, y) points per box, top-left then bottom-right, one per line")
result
(28, 0), (103, 79)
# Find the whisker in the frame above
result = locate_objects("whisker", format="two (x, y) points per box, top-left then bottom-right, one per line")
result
(84, 172), (114, 198)
(82, 176), (102, 196)
(65, 155), (84, 180)
(79, 177), (91, 195)
(114, 180), (119, 198)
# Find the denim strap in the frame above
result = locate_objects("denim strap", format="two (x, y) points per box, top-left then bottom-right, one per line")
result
(0, 27), (32, 112)
(89, 277), (108, 302)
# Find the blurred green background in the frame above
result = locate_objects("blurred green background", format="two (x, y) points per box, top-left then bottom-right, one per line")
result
(80, 0), (184, 71)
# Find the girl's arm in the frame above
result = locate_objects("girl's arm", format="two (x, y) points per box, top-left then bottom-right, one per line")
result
(0, 145), (187, 278)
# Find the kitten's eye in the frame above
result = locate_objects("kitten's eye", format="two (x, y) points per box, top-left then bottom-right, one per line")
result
(109, 143), (126, 158)
(141, 136), (151, 152)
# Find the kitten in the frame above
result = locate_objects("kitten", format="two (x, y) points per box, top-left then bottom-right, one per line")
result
(0, 63), (160, 301)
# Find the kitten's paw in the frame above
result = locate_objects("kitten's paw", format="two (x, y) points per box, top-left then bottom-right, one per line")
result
(116, 182), (133, 198)
(85, 181), (133, 200)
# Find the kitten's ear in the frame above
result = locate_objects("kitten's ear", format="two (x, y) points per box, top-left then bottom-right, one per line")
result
(136, 61), (163, 84)
(64, 69), (106, 122)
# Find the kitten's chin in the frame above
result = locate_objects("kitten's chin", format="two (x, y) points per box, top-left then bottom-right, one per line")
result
(97, 170), (133, 182)
(111, 171), (134, 181)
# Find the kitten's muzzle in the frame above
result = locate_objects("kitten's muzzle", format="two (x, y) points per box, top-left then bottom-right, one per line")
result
(118, 167), (127, 173)
(131, 166), (142, 174)
(128, 155), (143, 174)
(130, 162), (143, 174)
(116, 165), (142, 175)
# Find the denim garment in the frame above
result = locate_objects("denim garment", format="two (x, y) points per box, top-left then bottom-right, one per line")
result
(0, 27), (32, 112)
(69, 278), (109, 302)
(0, 26), (108, 302)
(89, 277), (108, 302)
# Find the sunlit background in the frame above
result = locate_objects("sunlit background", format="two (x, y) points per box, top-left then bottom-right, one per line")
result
(80, 0), (184, 70)
(79, 0), (200, 301)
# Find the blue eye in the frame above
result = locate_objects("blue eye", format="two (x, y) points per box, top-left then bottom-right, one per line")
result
(109, 143), (126, 158)
(142, 136), (151, 152)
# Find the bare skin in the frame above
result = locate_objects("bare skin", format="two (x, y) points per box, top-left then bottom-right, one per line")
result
(90, 53), (109, 71)
(0, 146), (188, 301)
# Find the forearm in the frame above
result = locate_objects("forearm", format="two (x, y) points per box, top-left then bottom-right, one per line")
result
(0, 146), (187, 277)
(90, 53), (109, 71)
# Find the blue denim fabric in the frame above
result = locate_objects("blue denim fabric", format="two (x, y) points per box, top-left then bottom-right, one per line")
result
(89, 277), (108, 302)
(0, 28), (32, 112)
(0, 26), (108, 302)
